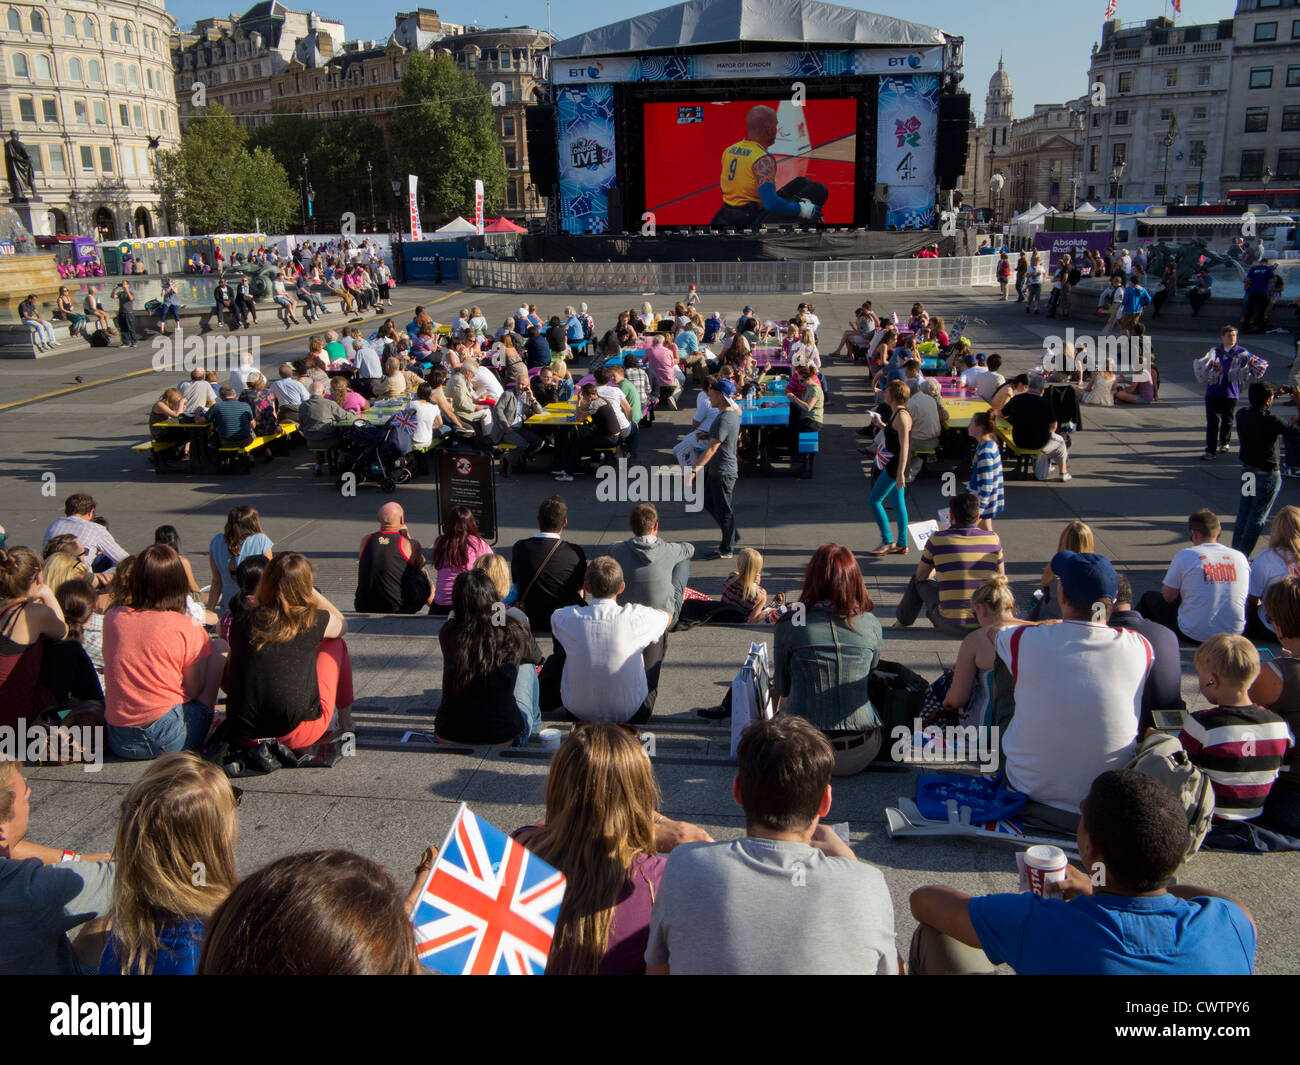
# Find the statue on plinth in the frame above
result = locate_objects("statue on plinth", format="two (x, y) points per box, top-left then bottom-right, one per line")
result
(5, 130), (36, 203)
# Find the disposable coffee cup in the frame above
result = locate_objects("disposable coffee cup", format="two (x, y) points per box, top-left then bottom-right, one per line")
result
(1023, 844), (1068, 896)
(538, 728), (562, 752)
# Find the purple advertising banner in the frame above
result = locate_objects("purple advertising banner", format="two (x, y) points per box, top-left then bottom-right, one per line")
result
(1035, 230), (1111, 270)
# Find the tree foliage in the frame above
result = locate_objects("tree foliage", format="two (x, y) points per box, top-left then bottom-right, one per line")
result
(388, 52), (507, 221)
(161, 105), (299, 233)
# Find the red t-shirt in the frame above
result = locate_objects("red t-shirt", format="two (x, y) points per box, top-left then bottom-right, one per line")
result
(103, 607), (212, 727)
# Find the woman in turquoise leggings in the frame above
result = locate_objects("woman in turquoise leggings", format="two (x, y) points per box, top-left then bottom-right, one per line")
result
(867, 379), (912, 556)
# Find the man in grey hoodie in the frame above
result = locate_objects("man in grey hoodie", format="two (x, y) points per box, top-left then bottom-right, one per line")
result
(608, 503), (694, 718)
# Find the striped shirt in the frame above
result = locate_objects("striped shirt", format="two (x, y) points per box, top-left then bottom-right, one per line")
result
(921, 528), (1004, 626)
(1179, 705), (1293, 821)
(42, 515), (129, 567)
(967, 440), (1005, 518)
(721, 574), (763, 616)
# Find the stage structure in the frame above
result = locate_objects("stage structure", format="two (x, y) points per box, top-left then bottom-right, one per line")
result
(536, 0), (967, 238)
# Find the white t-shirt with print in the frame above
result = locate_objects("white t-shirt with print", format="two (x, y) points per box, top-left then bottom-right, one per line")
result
(1163, 543), (1249, 643)
(1248, 547), (1299, 636)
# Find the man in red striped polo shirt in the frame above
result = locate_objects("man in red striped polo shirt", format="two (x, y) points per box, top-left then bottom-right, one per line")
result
(895, 492), (1003, 637)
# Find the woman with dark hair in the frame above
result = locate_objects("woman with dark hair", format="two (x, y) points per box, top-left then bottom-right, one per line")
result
(866, 380), (912, 556)
(154, 525), (202, 598)
(207, 506), (273, 613)
(773, 543), (883, 775)
(103, 544), (228, 760)
(435, 569), (541, 746)
(57, 577), (104, 675)
(222, 552), (352, 759)
(0, 547), (103, 728)
(429, 506), (492, 615)
(198, 850), (420, 975)
(218, 555), (268, 642)
(515, 723), (710, 974)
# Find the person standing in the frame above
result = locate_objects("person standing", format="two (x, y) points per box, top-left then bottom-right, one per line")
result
(689, 379), (742, 560)
(1118, 274), (1152, 336)
(1014, 252), (1028, 302)
(110, 280), (136, 347)
(1024, 254), (1044, 314)
(1242, 258), (1276, 334)
(995, 253), (1010, 300)
(966, 411), (1005, 531)
(1194, 325), (1268, 461)
(1232, 382), (1300, 558)
(866, 380), (912, 556)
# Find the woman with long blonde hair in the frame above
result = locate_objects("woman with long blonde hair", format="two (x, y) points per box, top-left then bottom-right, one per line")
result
(1248, 506), (1300, 639)
(222, 552), (352, 757)
(1030, 520), (1094, 620)
(99, 752), (239, 974)
(941, 575), (1029, 737)
(516, 723), (708, 974)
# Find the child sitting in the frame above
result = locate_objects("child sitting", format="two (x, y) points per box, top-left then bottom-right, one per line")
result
(1179, 633), (1293, 849)
(720, 549), (789, 624)
(218, 555), (269, 643)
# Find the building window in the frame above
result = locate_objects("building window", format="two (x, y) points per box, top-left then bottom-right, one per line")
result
(502, 115), (515, 138)
(1288, 66), (1300, 88)
(1154, 183), (1167, 198)
(122, 148), (135, 176)
(1114, 110), (1128, 126)
(34, 53), (50, 79)
(1113, 143), (1127, 166)
(17, 97), (34, 122)
(1164, 69), (1177, 87)
(41, 97), (55, 121)
(119, 102), (129, 125)
(99, 146), (113, 172)
(29, 10), (42, 32)
(1240, 149), (1265, 180)
(1250, 67), (1273, 89)
(110, 21), (118, 42)
(73, 99), (87, 124)
(1193, 105), (1207, 120)
(499, 50), (512, 69)
(1282, 107), (1300, 132)
(1293, 18), (1300, 39)
(93, 100), (106, 125)
(114, 62), (124, 86)
(123, 24), (132, 45)
(68, 57), (83, 81)
(27, 144), (39, 171)
(504, 144), (516, 168)
(1197, 66), (1210, 87)
(1091, 112), (1101, 128)
(63, 13), (74, 35)
(88, 59), (100, 82)
(1089, 144), (1098, 172)
(1189, 139), (1206, 165)
(1278, 148), (1300, 180)
(5, 8), (19, 31)
(82, 16), (93, 37)
(48, 142), (64, 173)
(12, 53), (29, 78)
(1117, 71), (1132, 93)
(1159, 108), (1174, 123)
(506, 181), (518, 208)
(133, 104), (142, 126)
(128, 66), (139, 88)
(1245, 107), (1269, 133)
(1255, 22), (1278, 42)
(79, 145), (94, 171)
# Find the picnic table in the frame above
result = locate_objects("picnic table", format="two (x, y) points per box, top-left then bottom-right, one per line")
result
(526, 400), (587, 429)
(939, 397), (990, 429)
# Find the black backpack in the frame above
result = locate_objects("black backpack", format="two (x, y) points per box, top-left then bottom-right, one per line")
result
(89, 328), (111, 347)
(1068, 267), (1082, 286)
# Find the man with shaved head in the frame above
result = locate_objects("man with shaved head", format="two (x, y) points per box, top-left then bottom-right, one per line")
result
(712, 104), (826, 227)
(354, 502), (433, 613)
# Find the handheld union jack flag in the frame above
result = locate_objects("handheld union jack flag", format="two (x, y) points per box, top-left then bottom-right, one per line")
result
(412, 804), (566, 975)
(390, 406), (419, 435)
(874, 446), (894, 472)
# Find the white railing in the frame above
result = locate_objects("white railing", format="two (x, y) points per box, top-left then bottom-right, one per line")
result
(464, 255), (998, 294)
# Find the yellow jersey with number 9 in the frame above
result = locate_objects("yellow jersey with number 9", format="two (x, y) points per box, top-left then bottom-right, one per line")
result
(720, 140), (769, 207)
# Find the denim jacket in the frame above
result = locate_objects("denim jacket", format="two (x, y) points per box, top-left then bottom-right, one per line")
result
(773, 606), (882, 733)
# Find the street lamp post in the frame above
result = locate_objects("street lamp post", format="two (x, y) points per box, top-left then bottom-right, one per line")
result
(1162, 131), (1175, 206)
(391, 178), (402, 236)
(1193, 147), (1207, 204)
(1109, 160), (1126, 249)
(299, 154), (314, 234)
(366, 161), (376, 233)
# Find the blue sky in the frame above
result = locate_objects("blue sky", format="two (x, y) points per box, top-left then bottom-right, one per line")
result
(168, 0), (1237, 117)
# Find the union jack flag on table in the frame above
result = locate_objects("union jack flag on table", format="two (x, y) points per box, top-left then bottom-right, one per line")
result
(412, 803), (566, 975)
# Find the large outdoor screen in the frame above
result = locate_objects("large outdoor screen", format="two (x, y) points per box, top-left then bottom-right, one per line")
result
(642, 98), (858, 226)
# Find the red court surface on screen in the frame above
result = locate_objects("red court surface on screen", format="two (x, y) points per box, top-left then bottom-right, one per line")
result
(642, 98), (859, 225)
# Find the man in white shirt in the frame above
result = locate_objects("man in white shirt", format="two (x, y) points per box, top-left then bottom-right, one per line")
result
(593, 364), (633, 440)
(354, 343), (384, 395)
(906, 378), (947, 456)
(228, 350), (258, 393)
(178, 368), (217, 410)
(270, 362), (312, 417)
(674, 376), (734, 468)
(472, 361), (504, 403)
(548, 557), (671, 724)
(995, 550), (1152, 833)
(1138, 509), (1248, 643)
(972, 353), (1005, 403)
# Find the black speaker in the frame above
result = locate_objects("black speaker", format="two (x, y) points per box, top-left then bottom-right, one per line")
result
(935, 92), (972, 190)
(607, 189), (624, 232)
(524, 106), (558, 198)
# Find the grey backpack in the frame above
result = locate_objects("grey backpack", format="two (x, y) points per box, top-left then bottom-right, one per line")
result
(1126, 731), (1216, 860)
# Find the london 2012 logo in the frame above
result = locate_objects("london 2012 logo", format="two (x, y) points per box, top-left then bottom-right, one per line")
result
(571, 137), (613, 170)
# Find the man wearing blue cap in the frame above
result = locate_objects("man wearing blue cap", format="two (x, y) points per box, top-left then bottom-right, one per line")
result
(690, 379), (742, 559)
(994, 550), (1153, 833)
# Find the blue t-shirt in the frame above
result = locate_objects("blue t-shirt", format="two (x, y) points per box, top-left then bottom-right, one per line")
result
(209, 530), (274, 611)
(99, 918), (206, 975)
(1246, 264), (1274, 296)
(677, 331), (700, 356)
(969, 891), (1255, 975)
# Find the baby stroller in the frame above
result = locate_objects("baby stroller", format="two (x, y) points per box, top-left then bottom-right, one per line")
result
(336, 414), (413, 493)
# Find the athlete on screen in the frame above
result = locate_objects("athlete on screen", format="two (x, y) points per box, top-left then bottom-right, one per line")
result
(712, 105), (828, 227)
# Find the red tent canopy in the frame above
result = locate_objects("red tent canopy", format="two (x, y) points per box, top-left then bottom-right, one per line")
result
(484, 217), (527, 233)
